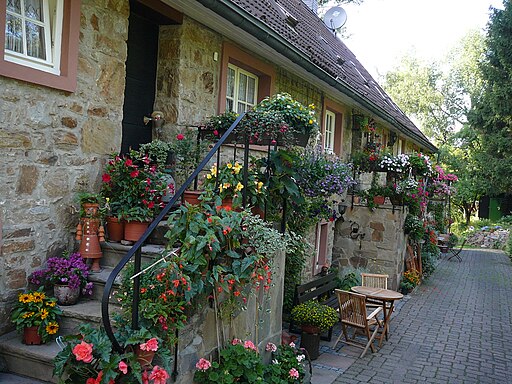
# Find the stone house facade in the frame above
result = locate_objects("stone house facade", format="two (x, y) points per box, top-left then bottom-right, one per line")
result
(0, 0), (435, 337)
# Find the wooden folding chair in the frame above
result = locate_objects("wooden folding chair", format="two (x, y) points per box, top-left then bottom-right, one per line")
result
(334, 289), (383, 358)
(447, 239), (467, 262)
(361, 273), (390, 309)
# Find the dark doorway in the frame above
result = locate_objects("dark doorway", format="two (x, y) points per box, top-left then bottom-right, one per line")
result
(120, 9), (159, 154)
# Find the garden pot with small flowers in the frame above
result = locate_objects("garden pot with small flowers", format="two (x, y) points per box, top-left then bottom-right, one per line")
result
(28, 252), (93, 306)
(11, 289), (62, 345)
(101, 149), (169, 242)
(291, 300), (339, 360)
(106, 215), (125, 242)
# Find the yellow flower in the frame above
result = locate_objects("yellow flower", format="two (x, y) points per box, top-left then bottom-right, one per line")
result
(309, 104), (315, 110)
(46, 301), (56, 307)
(210, 164), (217, 175)
(39, 308), (49, 320)
(19, 293), (31, 303)
(256, 181), (264, 192)
(233, 162), (242, 175)
(22, 312), (34, 319)
(46, 322), (59, 335)
(226, 163), (233, 169)
(206, 174), (212, 179)
(308, 119), (313, 125)
(235, 182), (244, 192)
(32, 292), (45, 303)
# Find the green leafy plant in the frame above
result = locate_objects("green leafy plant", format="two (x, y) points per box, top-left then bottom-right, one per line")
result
(11, 289), (62, 343)
(53, 323), (171, 384)
(202, 161), (265, 208)
(290, 300), (338, 332)
(139, 140), (172, 171)
(169, 130), (211, 188)
(264, 342), (307, 384)
(101, 151), (169, 221)
(400, 269), (421, 293)
(238, 93), (319, 147)
(404, 214), (425, 241)
(283, 231), (309, 313)
(194, 339), (265, 383)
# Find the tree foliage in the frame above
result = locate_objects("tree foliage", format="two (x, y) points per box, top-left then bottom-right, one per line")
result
(468, 0), (512, 195)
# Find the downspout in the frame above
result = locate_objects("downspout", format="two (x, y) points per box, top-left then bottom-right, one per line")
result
(195, 0), (436, 152)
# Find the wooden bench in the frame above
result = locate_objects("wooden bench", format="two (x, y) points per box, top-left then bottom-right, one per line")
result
(289, 272), (339, 341)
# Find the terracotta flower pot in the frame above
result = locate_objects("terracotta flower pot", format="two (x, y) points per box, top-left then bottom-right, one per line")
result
(182, 190), (202, 205)
(124, 221), (150, 242)
(54, 284), (80, 306)
(23, 326), (43, 345)
(135, 346), (156, 369)
(300, 324), (321, 334)
(106, 216), (125, 242)
(373, 195), (385, 205)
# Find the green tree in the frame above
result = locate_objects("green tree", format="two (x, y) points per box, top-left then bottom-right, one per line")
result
(469, 0), (512, 195)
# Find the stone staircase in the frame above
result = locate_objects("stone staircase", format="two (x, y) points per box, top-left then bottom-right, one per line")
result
(0, 241), (166, 383)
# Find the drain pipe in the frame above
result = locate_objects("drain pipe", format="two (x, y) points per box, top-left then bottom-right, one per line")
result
(195, 0), (436, 152)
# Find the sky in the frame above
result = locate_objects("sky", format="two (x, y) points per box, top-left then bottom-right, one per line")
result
(320, 0), (504, 80)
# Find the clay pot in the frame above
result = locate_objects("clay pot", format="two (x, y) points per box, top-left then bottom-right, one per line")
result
(300, 331), (320, 360)
(135, 346), (156, 369)
(124, 221), (150, 242)
(23, 326), (43, 345)
(106, 216), (125, 242)
(251, 206), (265, 219)
(54, 284), (80, 306)
(78, 218), (103, 272)
(82, 203), (100, 218)
(373, 195), (385, 205)
(182, 190), (202, 205)
(300, 324), (321, 335)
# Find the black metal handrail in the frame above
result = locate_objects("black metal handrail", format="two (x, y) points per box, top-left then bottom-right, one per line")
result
(101, 112), (246, 352)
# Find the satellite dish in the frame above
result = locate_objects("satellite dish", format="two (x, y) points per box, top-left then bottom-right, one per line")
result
(323, 6), (347, 31)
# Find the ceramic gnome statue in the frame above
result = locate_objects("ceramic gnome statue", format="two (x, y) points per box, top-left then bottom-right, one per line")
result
(76, 200), (104, 272)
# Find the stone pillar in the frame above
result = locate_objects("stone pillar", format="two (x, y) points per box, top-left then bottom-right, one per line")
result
(332, 204), (407, 290)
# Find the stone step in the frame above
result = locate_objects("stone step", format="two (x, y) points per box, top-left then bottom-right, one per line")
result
(0, 372), (52, 384)
(0, 331), (60, 383)
(100, 241), (167, 268)
(87, 266), (121, 303)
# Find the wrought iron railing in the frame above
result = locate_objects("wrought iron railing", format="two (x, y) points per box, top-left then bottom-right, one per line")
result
(100, 113), (247, 374)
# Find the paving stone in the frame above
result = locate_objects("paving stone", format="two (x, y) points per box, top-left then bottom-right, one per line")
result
(332, 249), (512, 384)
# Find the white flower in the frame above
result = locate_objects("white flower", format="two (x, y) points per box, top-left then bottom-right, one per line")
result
(272, 359), (279, 365)
(297, 354), (305, 362)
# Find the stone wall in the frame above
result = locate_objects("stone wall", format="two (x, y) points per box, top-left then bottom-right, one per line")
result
(175, 250), (285, 383)
(0, 0), (129, 333)
(155, 16), (223, 141)
(332, 203), (408, 290)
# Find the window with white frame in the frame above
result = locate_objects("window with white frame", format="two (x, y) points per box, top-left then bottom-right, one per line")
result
(4, 0), (63, 75)
(324, 110), (335, 153)
(226, 63), (258, 113)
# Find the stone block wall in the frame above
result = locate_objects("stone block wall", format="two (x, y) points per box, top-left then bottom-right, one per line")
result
(0, 0), (129, 333)
(332, 203), (408, 290)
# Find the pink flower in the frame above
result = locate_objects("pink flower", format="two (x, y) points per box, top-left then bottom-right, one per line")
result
(231, 338), (242, 345)
(176, 134), (185, 141)
(289, 342), (295, 348)
(118, 361), (128, 374)
(213, 130), (219, 136)
(73, 341), (93, 363)
(195, 358), (212, 371)
(149, 365), (169, 384)
(142, 370), (150, 384)
(289, 368), (299, 379)
(265, 342), (277, 352)
(244, 340), (257, 351)
(140, 338), (159, 352)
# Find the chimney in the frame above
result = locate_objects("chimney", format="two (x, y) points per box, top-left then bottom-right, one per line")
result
(302, 0), (318, 14)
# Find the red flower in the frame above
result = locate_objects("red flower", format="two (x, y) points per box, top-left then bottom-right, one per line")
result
(213, 130), (219, 136)
(125, 159), (133, 167)
(176, 134), (185, 140)
(130, 170), (139, 178)
(102, 173), (111, 183)
(148, 201), (155, 209)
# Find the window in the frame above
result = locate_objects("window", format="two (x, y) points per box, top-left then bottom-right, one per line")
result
(313, 222), (329, 275)
(218, 42), (275, 113)
(324, 110), (335, 153)
(5, 0), (62, 74)
(226, 63), (258, 113)
(1, 0), (81, 92)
